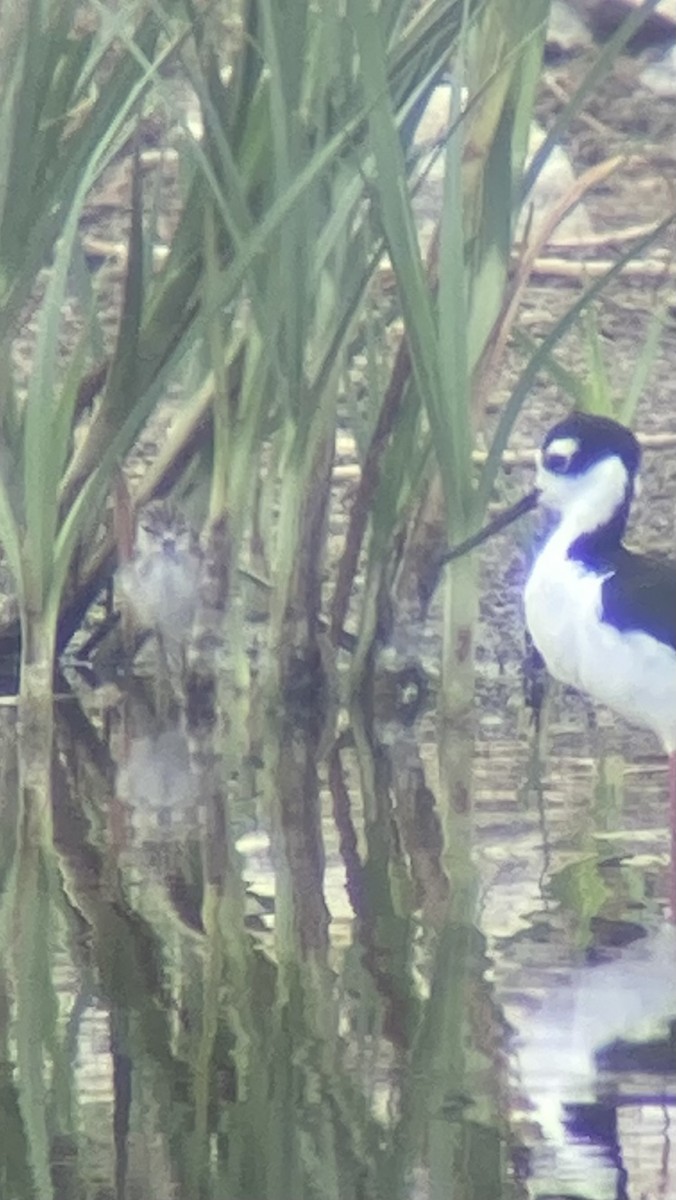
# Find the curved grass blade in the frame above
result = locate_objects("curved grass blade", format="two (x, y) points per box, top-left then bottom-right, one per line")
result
(474, 210), (676, 516)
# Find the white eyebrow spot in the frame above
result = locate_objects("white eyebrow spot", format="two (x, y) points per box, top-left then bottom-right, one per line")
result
(545, 436), (579, 463)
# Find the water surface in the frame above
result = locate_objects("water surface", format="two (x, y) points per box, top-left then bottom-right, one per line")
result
(1, 664), (674, 1200)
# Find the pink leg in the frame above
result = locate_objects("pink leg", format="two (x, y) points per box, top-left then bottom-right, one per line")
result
(669, 753), (676, 923)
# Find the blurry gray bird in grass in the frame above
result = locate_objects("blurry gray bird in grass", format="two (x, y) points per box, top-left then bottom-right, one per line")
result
(117, 500), (202, 670)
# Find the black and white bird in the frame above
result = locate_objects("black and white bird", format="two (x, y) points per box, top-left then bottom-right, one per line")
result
(525, 413), (675, 762)
(436, 411), (676, 904)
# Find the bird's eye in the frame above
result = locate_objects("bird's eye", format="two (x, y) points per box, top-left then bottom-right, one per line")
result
(544, 451), (572, 473)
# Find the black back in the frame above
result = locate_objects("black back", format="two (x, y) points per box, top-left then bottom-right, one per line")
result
(600, 547), (676, 651)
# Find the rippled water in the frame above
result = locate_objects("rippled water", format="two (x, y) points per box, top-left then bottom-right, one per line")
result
(1, 659), (674, 1200)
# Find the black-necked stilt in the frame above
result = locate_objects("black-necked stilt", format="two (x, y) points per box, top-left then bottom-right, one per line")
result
(117, 500), (201, 664)
(437, 412), (676, 909)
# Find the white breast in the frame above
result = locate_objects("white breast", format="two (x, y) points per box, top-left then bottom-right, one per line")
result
(524, 535), (676, 754)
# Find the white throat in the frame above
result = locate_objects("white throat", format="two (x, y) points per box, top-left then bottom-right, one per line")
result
(536, 453), (633, 546)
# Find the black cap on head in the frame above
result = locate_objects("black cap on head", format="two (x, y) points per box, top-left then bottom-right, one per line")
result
(541, 412), (641, 480)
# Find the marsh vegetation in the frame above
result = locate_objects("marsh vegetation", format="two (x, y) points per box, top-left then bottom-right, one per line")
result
(0, 0), (675, 1196)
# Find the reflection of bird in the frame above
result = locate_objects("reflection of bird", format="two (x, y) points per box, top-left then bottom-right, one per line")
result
(514, 924), (676, 1196)
(523, 414), (675, 830)
(117, 501), (201, 664)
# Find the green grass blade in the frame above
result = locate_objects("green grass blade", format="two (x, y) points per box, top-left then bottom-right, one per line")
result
(521, 0), (662, 202)
(348, 0), (450, 505)
(99, 140), (145, 412)
(582, 305), (613, 416)
(512, 326), (587, 407)
(475, 212), (676, 513)
(437, 77), (473, 529)
(23, 209), (85, 610)
(620, 300), (669, 425)
(0, 471), (23, 603)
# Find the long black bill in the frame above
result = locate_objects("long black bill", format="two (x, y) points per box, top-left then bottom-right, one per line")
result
(419, 488), (539, 615)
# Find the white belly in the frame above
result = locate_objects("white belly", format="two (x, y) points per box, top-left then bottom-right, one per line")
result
(524, 542), (676, 753)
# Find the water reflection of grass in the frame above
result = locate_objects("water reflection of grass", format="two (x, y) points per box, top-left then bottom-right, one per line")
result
(3, 649), (673, 1198)
(0, 691), (521, 1199)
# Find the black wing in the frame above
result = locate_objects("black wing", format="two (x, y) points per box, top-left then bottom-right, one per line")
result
(601, 548), (676, 652)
